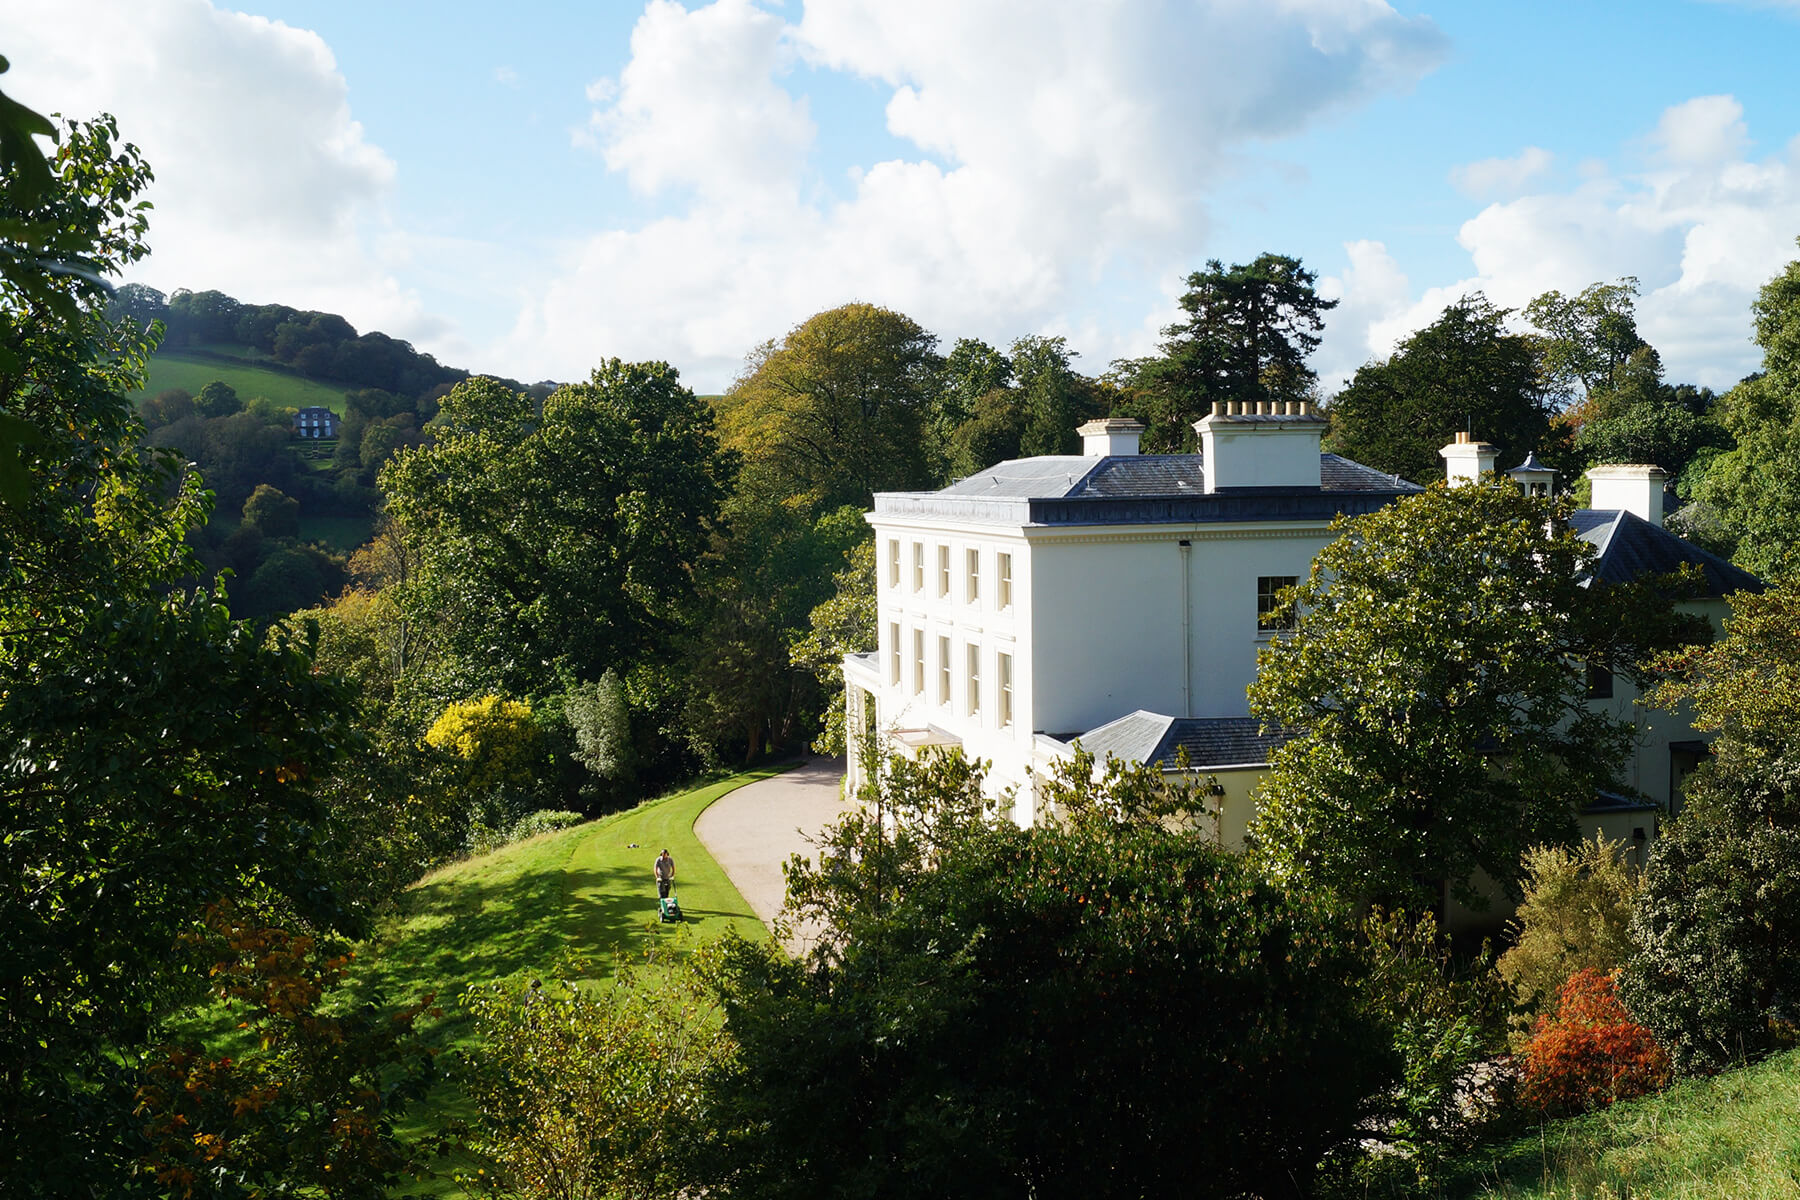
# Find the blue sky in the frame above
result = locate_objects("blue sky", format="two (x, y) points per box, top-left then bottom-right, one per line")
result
(12, 0), (1800, 392)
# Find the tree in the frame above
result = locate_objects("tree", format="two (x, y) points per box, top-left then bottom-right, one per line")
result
(1689, 247), (1800, 577)
(698, 751), (1391, 1200)
(1525, 278), (1646, 404)
(0, 109), (365, 1191)
(1497, 836), (1642, 1024)
(927, 336), (1012, 479)
(1325, 294), (1552, 484)
(1247, 484), (1706, 912)
(790, 537), (876, 755)
(382, 364), (732, 703)
(242, 481), (300, 538)
(193, 378), (243, 418)
(714, 304), (940, 510)
(1619, 577), (1800, 1073)
(1122, 253), (1335, 452)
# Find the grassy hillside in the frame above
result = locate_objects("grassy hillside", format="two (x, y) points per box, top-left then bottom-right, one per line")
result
(133, 349), (350, 414)
(1449, 1048), (1800, 1199)
(354, 767), (789, 1195)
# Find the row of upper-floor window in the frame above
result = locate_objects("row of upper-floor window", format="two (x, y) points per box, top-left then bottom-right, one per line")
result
(886, 539), (1014, 609)
(887, 621), (1015, 729)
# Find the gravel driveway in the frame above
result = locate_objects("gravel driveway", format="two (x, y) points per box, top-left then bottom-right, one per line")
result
(693, 757), (853, 955)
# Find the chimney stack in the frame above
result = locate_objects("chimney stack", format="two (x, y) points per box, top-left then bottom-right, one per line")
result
(1192, 400), (1327, 492)
(1439, 431), (1500, 486)
(1587, 464), (1669, 527)
(1077, 416), (1145, 457)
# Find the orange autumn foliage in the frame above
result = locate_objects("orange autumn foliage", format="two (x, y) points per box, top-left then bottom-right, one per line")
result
(1518, 968), (1670, 1116)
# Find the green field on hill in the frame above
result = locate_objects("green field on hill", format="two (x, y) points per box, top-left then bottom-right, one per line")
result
(351, 767), (788, 1195)
(132, 349), (349, 414)
(1447, 1048), (1800, 1199)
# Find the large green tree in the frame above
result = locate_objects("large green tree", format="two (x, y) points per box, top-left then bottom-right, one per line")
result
(1326, 294), (1551, 485)
(0, 110), (368, 1192)
(381, 364), (732, 709)
(1524, 277), (1647, 405)
(715, 303), (941, 510)
(1620, 577), (1800, 1073)
(1247, 484), (1706, 911)
(1690, 247), (1800, 577)
(1121, 253), (1336, 452)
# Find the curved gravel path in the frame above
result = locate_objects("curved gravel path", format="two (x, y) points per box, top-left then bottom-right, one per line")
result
(693, 757), (853, 955)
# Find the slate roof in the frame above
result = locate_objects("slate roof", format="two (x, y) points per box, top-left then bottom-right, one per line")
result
(936, 453), (1417, 500)
(1068, 710), (1295, 770)
(1572, 509), (1763, 597)
(881, 452), (1421, 528)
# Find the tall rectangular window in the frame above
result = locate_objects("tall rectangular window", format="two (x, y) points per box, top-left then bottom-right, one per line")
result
(997, 652), (1014, 728)
(912, 628), (925, 695)
(1257, 576), (1298, 631)
(966, 643), (981, 717)
(888, 540), (900, 589)
(937, 635), (951, 706)
(937, 545), (950, 597)
(966, 547), (981, 604)
(998, 552), (1013, 609)
(889, 622), (901, 683)
(912, 542), (924, 592)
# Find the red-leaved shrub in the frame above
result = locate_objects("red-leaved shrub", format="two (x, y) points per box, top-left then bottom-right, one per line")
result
(1518, 968), (1671, 1115)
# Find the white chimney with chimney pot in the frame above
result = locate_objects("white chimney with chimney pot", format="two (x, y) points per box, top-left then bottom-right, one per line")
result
(1193, 400), (1326, 492)
(1439, 431), (1500, 485)
(1077, 416), (1145, 457)
(1587, 464), (1669, 528)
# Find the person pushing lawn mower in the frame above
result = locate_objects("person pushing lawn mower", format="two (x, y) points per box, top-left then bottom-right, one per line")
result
(654, 848), (682, 923)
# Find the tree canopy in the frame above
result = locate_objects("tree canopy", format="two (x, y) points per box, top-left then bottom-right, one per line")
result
(1121, 253), (1336, 452)
(381, 363), (733, 707)
(1325, 294), (1551, 484)
(1247, 484), (1707, 911)
(715, 303), (941, 510)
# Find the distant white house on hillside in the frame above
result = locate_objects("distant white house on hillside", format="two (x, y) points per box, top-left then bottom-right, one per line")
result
(842, 406), (1759, 855)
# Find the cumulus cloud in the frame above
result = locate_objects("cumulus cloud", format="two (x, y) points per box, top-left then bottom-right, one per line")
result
(510, 0), (1448, 387)
(1323, 93), (1800, 393)
(6, 0), (442, 346)
(1449, 146), (1554, 199)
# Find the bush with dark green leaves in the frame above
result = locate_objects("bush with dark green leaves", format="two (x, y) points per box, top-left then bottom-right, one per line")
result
(697, 751), (1392, 1200)
(1620, 578), (1800, 1074)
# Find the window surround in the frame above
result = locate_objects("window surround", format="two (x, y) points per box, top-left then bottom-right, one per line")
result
(1257, 575), (1298, 633)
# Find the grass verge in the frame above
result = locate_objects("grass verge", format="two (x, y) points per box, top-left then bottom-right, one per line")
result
(358, 766), (791, 1194)
(134, 350), (350, 413)
(1448, 1048), (1800, 1199)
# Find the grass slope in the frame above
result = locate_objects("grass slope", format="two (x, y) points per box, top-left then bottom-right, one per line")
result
(1450, 1049), (1800, 1199)
(133, 349), (349, 414)
(356, 767), (789, 1194)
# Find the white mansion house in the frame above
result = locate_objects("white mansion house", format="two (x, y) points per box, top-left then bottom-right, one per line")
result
(842, 403), (1758, 853)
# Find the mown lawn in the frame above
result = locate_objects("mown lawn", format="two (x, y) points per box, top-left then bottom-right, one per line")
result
(354, 767), (788, 1194)
(133, 349), (349, 413)
(1448, 1048), (1800, 1199)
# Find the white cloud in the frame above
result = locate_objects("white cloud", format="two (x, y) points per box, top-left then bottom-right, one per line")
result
(1323, 93), (1799, 394)
(577, 0), (813, 205)
(511, 0), (1448, 387)
(1449, 146), (1554, 199)
(1315, 240), (1414, 386)
(6, 0), (443, 347)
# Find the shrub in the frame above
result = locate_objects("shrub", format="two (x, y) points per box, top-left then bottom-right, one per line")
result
(702, 750), (1393, 1200)
(505, 809), (586, 843)
(425, 694), (543, 793)
(1518, 969), (1670, 1116)
(1499, 834), (1640, 1028)
(1341, 908), (1510, 1192)
(457, 959), (730, 1200)
(1618, 578), (1800, 1074)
